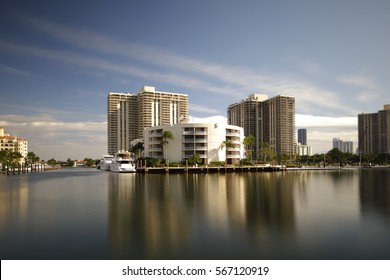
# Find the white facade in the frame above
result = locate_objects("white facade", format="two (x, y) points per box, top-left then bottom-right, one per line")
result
(295, 143), (313, 156)
(143, 123), (244, 164)
(0, 127), (28, 162)
(333, 138), (353, 153)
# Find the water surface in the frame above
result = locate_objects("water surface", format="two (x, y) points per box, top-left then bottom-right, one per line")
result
(1, 168), (389, 259)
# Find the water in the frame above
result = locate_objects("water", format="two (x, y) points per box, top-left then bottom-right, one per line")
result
(1, 168), (390, 260)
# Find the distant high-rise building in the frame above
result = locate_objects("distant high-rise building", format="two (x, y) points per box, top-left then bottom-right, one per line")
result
(107, 86), (188, 155)
(298, 129), (307, 145)
(333, 138), (353, 153)
(228, 94), (295, 157)
(296, 128), (312, 156)
(295, 143), (313, 156)
(358, 104), (390, 154)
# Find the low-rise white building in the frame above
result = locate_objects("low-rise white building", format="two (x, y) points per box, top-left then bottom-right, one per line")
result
(0, 127), (28, 162)
(143, 123), (244, 165)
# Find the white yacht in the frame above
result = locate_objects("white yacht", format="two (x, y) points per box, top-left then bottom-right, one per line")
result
(109, 151), (136, 173)
(99, 155), (114, 171)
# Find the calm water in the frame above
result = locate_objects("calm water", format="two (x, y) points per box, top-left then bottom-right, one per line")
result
(1, 168), (390, 260)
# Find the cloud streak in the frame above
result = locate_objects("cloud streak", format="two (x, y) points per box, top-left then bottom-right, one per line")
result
(0, 64), (31, 76)
(0, 114), (106, 160)
(7, 13), (360, 116)
(296, 114), (357, 128)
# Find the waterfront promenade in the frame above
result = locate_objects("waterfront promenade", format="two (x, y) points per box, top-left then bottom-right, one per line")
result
(138, 165), (286, 174)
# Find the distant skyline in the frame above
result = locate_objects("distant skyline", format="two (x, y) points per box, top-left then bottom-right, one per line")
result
(1, 0), (389, 160)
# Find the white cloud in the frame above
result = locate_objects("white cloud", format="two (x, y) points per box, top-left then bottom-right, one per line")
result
(296, 114), (358, 153)
(10, 13), (360, 116)
(189, 104), (222, 115)
(356, 91), (383, 103)
(188, 115), (227, 125)
(339, 72), (383, 103)
(339, 73), (377, 88)
(0, 114), (106, 160)
(1, 14), (369, 158)
(296, 114), (357, 127)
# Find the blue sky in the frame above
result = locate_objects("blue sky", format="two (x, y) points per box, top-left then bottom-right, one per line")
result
(0, 0), (389, 160)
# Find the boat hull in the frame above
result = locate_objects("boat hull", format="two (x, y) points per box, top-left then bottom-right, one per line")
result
(110, 163), (136, 173)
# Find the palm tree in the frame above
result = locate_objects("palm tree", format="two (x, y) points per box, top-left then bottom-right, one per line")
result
(131, 141), (144, 160)
(161, 130), (174, 162)
(220, 138), (234, 165)
(0, 150), (22, 170)
(258, 142), (275, 163)
(243, 134), (255, 161)
(26, 151), (40, 164)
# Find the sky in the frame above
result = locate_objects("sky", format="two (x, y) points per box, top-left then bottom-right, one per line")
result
(0, 0), (389, 160)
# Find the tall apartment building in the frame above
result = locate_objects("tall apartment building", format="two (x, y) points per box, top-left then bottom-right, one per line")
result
(358, 104), (390, 154)
(107, 86), (188, 155)
(298, 129), (307, 145)
(227, 94), (268, 157)
(333, 138), (353, 153)
(228, 94), (295, 157)
(0, 127), (28, 161)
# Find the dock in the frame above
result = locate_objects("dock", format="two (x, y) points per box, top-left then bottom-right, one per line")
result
(137, 165), (285, 174)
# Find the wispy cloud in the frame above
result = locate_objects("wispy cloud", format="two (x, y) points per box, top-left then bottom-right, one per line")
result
(0, 64), (31, 76)
(0, 113), (106, 160)
(0, 102), (105, 122)
(296, 114), (357, 128)
(339, 72), (378, 88)
(339, 72), (383, 103)
(7, 13), (359, 116)
(0, 115), (105, 132)
(189, 104), (222, 115)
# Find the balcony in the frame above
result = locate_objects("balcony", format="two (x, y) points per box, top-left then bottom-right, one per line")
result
(226, 154), (241, 158)
(182, 131), (207, 136)
(226, 132), (240, 137)
(228, 139), (241, 144)
(149, 130), (163, 137)
(227, 147), (241, 152)
(182, 138), (207, 143)
(183, 154), (207, 159)
(182, 146), (207, 151)
(149, 139), (162, 145)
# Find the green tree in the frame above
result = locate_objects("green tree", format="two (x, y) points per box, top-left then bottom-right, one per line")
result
(188, 154), (202, 166)
(243, 134), (255, 161)
(131, 141), (144, 159)
(220, 138), (234, 165)
(161, 130), (174, 161)
(66, 158), (74, 167)
(47, 158), (57, 166)
(84, 158), (95, 167)
(26, 151), (40, 164)
(258, 142), (275, 163)
(326, 148), (346, 167)
(0, 150), (22, 164)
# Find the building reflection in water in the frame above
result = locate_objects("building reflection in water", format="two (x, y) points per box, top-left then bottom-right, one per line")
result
(108, 172), (296, 259)
(359, 169), (390, 218)
(0, 175), (29, 239)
